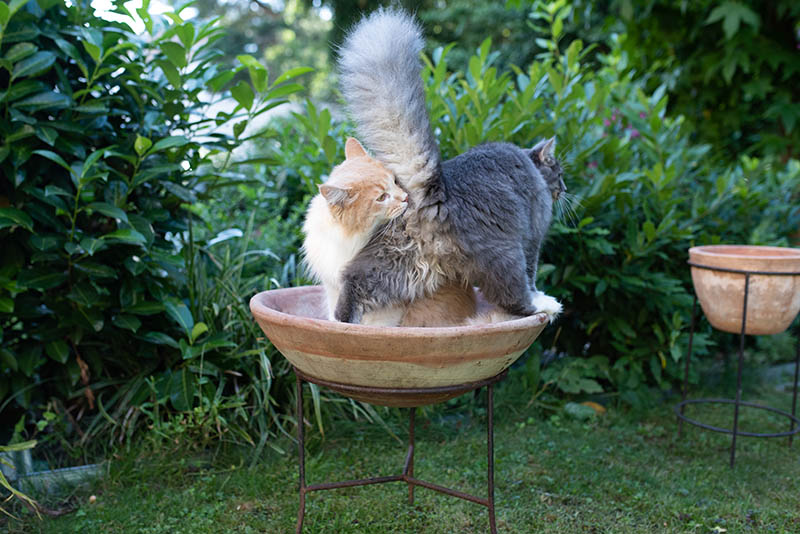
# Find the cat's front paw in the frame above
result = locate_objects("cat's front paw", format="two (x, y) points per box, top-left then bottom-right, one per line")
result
(530, 291), (562, 323)
(334, 298), (361, 324)
(334, 307), (360, 324)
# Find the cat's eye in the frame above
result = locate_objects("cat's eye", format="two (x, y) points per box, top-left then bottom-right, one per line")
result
(376, 193), (388, 202)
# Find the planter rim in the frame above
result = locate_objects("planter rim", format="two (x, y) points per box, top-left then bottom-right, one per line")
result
(689, 245), (800, 263)
(249, 286), (549, 339)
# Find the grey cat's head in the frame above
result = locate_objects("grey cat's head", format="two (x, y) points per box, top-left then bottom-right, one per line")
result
(529, 137), (566, 201)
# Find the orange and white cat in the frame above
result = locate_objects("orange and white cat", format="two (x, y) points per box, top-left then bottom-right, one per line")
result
(303, 138), (478, 326)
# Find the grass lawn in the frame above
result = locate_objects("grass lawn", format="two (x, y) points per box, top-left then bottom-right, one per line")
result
(3, 368), (800, 533)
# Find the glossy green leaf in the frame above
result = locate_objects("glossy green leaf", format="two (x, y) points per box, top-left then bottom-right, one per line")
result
(67, 282), (100, 307)
(208, 70), (235, 92)
(74, 261), (117, 279)
(249, 67), (268, 93)
(157, 59), (181, 88)
(45, 340), (70, 364)
(88, 202), (129, 223)
(74, 101), (108, 114)
(79, 236), (105, 255)
(81, 40), (101, 63)
(17, 269), (67, 290)
(44, 184), (70, 198)
(164, 297), (193, 337)
(7, 0), (32, 19)
(101, 228), (147, 245)
(161, 41), (187, 69)
(176, 23), (195, 48)
(264, 83), (304, 101)
(140, 331), (179, 348)
(127, 302), (164, 315)
(4, 42), (37, 63)
(78, 307), (104, 332)
(161, 181), (197, 203)
(123, 255), (147, 276)
(231, 80), (254, 110)
(0, 297), (14, 314)
(148, 136), (189, 154)
(7, 124), (34, 143)
(272, 66), (313, 86)
(190, 322), (208, 343)
(134, 135), (152, 156)
(15, 90), (72, 111)
(0, 349), (17, 371)
(169, 368), (195, 411)
(643, 220), (656, 241)
(0, 208), (34, 232)
(113, 314), (141, 333)
(29, 234), (62, 251)
(35, 125), (58, 145)
(233, 120), (246, 139)
(32, 150), (75, 176)
(13, 51), (56, 79)
(236, 54), (259, 68)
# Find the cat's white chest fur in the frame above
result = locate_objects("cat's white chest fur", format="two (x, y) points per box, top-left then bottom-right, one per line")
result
(303, 197), (405, 326)
(303, 196), (369, 318)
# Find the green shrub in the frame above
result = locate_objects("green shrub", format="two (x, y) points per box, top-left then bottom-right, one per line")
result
(418, 4), (800, 405)
(506, 0), (800, 160)
(236, 2), (800, 410)
(0, 0), (308, 448)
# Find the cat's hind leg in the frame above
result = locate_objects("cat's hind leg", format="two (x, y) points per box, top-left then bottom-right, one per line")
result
(472, 248), (538, 317)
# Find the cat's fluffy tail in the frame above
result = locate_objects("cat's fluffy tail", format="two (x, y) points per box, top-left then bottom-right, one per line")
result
(337, 8), (441, 196)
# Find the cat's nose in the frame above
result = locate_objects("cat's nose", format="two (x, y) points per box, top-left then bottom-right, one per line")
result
(400, 193), (408, 202)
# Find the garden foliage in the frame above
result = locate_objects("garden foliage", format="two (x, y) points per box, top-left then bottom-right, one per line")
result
(0, 0), (308, 448)
(504, 0), (800, 160)
(419, 2), (800, 404)
(1, 0), (798, 452)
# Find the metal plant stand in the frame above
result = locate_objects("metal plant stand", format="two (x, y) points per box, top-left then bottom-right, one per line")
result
(293, 366), (507, 534)
(675, 262), (800, 467)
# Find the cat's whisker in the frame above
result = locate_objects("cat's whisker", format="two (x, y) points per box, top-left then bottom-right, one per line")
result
(555, 192), (583, 227)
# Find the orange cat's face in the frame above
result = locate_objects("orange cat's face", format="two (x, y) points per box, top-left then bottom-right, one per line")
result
(319, 138), (408, 235)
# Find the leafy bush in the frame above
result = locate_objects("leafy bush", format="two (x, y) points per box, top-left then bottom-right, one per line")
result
(2, 0), (798, 453)
(506, 0), (800, 160)
(418, 3), (800, 405)
(222, 1), (800, 411)
(609, 0), (800, 160)
(0, 0), (308, 448)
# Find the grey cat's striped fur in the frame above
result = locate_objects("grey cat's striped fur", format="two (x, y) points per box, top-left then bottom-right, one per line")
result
(334, 8), (564, 324)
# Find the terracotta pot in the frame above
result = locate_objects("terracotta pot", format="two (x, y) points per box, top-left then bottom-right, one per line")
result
(689, 245), (800, 335)
(249, 286), (549, 406)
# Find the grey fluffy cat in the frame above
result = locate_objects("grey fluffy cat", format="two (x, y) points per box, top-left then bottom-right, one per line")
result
(334, 8), (565, 324)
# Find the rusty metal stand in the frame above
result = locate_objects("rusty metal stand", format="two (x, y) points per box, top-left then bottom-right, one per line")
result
(675, 262), (800, 467)
(294, 367), (506, 533)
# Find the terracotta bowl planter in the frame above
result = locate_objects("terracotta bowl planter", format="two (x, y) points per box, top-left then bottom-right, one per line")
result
(249, 286), (549, 406)
(689, 245), (800, 335)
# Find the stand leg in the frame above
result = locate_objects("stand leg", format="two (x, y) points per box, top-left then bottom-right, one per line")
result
(296, 375), (306, 534)
(487, 383), (497, 534)
(730, 274), (750, 468)
(407, 407), (415, 505)
(790, 329), (799, 447)
(679, 297), (697, 439)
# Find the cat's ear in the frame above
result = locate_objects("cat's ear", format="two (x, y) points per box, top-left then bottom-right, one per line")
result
(319, 183), (353, 208)
(344, 137), (368, 160)
(538, 137), (556, 161)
